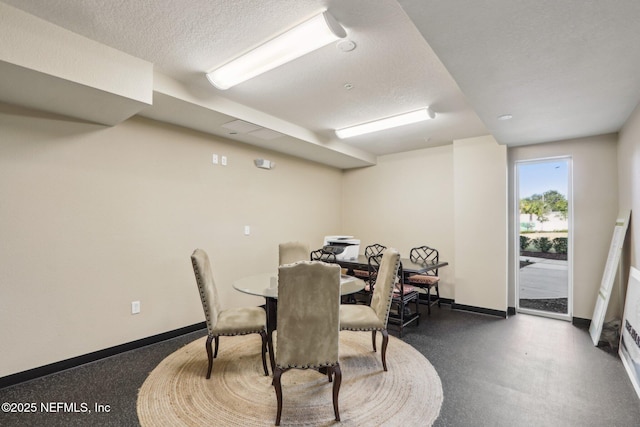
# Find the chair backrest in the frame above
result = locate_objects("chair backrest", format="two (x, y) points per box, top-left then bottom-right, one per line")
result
(279, 241), (310, 265)
(191, 249), (221, 334)
(367, 252), (383, 288)
(410, 245), (439, 275)
(369, 248), (401, 327)
(310, 248), (337, 262)
(364, 243), (386, 258)
(276, 261), (341, 368)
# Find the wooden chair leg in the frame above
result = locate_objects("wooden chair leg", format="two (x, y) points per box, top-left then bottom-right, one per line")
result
(426, 285), (432, 315)
(381, 329), (389, 371)
(436, 284), (441, 307)
(213, 336), (219, 358)
(205, 335), (214, 379)
(267, 331), (275, 374)
(399, 301), (405, 337)
(372, 330), (377, 352)
(273, 368), (283, 426)
(260, 330), (269, 376)
(332, 364), (342, 422)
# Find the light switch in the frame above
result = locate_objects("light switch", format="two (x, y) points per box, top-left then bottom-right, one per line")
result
(221, 156), (228, 166)
(212, 154), (219, 164)
(244, 225), (250, 235)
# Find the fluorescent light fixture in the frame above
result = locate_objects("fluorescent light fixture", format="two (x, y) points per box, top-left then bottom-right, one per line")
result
(335, 107), (436, 139)
(206, 11), (346, 90)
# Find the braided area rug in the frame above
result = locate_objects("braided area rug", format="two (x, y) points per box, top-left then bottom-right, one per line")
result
(137, 331), (442, 426)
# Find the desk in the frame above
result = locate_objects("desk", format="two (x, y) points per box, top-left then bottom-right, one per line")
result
(233, 273), (365, 369)
(329, 255), (449, 329)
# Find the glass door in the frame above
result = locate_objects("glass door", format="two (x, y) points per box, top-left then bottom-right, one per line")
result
(516, 158), (572, 320)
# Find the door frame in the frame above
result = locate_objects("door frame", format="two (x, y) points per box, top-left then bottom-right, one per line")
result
(514, 156), (573, 321)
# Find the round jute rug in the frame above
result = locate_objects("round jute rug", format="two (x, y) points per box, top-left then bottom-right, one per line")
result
(137, 331), (442, 426)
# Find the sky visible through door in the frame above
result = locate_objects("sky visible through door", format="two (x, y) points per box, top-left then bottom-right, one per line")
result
(519, 161), (568, 198)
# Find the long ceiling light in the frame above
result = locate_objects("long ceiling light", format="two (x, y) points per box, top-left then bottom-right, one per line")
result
(206, 11), (346, 90)
(335, 107), (436, 139)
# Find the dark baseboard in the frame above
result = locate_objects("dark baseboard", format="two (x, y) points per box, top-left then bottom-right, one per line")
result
(0, 322), (206, 390)
(452, 303), (508, 318)
(417, 294), (454, 306)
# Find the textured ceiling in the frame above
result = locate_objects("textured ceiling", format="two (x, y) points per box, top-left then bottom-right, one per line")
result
(3, 0), (640, 163)
(400, 0), (640, 146)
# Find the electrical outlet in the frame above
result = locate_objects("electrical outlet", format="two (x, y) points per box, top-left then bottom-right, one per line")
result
(131, 301), (141, 314)
(221, 155), (227, 166)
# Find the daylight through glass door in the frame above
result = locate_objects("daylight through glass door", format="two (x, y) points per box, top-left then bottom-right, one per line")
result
(516, 158), (572, 320)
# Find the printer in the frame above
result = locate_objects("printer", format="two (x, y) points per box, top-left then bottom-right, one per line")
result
(323, 235), (360, 260)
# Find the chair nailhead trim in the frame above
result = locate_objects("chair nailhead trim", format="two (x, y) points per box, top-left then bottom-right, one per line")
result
(210, 328), (265, 337)
(277, 362), (339, 369)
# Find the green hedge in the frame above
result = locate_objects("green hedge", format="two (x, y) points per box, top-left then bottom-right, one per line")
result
(552, 237), (568, 254)
(533, 237), (553, 253)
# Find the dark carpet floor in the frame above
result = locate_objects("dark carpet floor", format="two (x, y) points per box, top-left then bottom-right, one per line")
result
(1, 306), (639, 426)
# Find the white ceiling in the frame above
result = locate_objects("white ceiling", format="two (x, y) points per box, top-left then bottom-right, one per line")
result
(3, 0), (640, 167)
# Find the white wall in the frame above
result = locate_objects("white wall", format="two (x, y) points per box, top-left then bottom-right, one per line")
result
(0, 104), (343, 377)
(453, 135), (508, 313)
(341, 145), (455, 298)
(508, 134), (619, 319)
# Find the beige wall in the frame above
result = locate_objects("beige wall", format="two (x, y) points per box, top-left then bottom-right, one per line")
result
(0, 104), (342, 377)
(453, 135), (508, 312)
(341, 145), (455, 298)
(342, 136), (510, 312)
(618, 103), (640, 287)
(508, 134), (619, 319)
(3, 96), (636, 378)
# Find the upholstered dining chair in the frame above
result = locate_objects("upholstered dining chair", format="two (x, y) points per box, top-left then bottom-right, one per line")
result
(351, 243), (387, 305)
(311, 248), (349, 277)
(407, 245), (441, 315)
(273, 261), (342, 426)
(278, 241), (310, 265)
(355, 251), (384, 304)
(339, 248), (401, 371)
(190, 249), (269, 378)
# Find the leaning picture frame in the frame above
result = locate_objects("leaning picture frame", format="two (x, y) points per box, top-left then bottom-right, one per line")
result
(619, 266), (640, 400)
(590, 211), (630, 345)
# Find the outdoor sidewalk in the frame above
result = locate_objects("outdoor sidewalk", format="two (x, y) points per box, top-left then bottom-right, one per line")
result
(519, 255), (568, 299)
